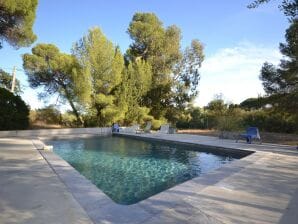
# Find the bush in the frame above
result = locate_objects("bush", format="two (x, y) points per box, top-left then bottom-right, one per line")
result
(32, 105), (61, 124)
(0, 87), (29, 130)
(176, 101), (298, 134)
(216, 115), (243, 132)
(151, 118), (167, 130)
(243, 110), (298, 133)
(61, 112), (78, 127)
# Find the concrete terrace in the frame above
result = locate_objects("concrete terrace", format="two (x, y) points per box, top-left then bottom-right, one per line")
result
(0, 129), (298, 224)
(0, 137), (92, 224)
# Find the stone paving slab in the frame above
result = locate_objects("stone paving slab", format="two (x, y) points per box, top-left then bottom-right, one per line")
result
(0, 138), (93, 224)
(116, 132), (298, 155)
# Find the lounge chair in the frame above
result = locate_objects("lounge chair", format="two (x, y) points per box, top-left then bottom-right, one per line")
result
(130, 125), (140, 133)
(158, 124), (170, 134)
(136, 121), (152, 134)
(236, 127), (261, 144)
(112, 123), (120, 133)
(119, 125), (140, 134)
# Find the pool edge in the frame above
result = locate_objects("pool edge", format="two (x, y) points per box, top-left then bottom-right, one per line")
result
(33, 134), (262, 224)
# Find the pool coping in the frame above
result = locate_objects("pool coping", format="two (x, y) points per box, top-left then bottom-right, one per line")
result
(113, 133), (254, 157)
(34, 133), (298, 224)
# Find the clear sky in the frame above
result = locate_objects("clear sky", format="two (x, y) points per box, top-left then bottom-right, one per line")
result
(0, 0), (289, 109)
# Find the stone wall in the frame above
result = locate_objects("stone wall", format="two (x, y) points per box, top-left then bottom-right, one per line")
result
(218, 131), (240, 140)
(0, 127), (112, 138)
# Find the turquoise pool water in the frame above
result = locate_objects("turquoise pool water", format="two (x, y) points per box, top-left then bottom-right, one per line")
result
(47, 136), (241, 205)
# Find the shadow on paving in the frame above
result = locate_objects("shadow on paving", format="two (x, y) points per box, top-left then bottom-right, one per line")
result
(0, 139), (92, 224)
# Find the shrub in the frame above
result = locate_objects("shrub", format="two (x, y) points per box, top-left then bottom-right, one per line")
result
(151, 118), (167, 130)
(32, 105), (61, 124)
(61, 112), (78, 127)
(0, 87), (29, 130)
(216, 115), (243, 132)
(243, 110), (298, 133)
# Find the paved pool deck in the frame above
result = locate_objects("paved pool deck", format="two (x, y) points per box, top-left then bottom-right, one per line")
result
(0, 137), (93, 224)
(0, 133), (298, 224)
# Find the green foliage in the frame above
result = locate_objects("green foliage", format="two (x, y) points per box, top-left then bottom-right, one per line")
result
(240, 97), (268, 110)
(19, 13), (205, 127)
(151, 118), (167, 130)
(176, 106), (207, 129)
(0, 69), (22, 94)
(22, 43), (85, 125)
(61, 112), (78, 127)
(119, 60), (152, 125)
(176, 97), (298, 134)
(189, 107), (206, 129)
(202, 100), (244, 131)
(205, 99), (227, 116)
(127, 13), (181, 78)
(173, 39), (204, 109)
(243, 109), (298, 133)
(260, 19), (298, 113)
(0, 87), (29, 130)
(127, 13), (204, 120)
(248, 0), (298, 19)
(31, 105), (61, 124)
(0, 0), (38, 49)
(72, 27), (124, 126)
(216, 107), (245, 132)
(127, 13), (182, 119)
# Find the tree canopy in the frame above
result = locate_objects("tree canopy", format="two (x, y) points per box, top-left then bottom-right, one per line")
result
(127, 12), (204, 120)
(0, 87), (29, 130)
(119, 60), (153, 124)
(248, 0), (298, 19)
(22, 43), (86, 125)
(260, 19), (298, 113)
(22, 13), (204, 127)
(72, 27), (124, 126)
(0, 0), (38, 49)
(239, 97), (268, 110)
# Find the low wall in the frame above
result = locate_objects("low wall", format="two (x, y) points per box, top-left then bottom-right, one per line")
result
(218, 131), (239, 140)
(0, 127), (112, 138)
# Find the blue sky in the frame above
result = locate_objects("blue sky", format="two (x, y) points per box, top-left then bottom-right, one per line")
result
(0, 0), (289, 108)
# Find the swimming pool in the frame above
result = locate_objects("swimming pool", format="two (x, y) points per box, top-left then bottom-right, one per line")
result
(47, 136), (244, 205)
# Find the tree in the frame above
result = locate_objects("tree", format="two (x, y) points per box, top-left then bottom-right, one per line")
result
(248, 0), (298, 19)
(127, 13), (181, 119)
(118, 60), (152, 124)
(72, 27), (124, 126)
(127, 13), (204, 121)
(0, 87), (29, 130)
(173, 39), (204, 109)
(33, 105), (62, 124)
(240, 97), (268, 110)
(127, 13), (181, 80)
(0, 68), (22, 94)
(22, 44), (86, 126)
(205, 99), (227, 116)
(260, 19), (298, 113)
(0, 0), (38, 49)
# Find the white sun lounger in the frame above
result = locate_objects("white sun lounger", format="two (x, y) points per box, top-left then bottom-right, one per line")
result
(158, 124), (170, 134)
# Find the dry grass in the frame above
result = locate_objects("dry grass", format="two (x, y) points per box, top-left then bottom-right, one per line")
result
(29, 121), (63, 129)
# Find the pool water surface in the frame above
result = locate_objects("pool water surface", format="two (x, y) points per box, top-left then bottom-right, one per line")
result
(47, 136), (242, 205)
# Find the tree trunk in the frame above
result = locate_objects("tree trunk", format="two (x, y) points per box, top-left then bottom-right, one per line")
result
(68, 98), (84, 126)
(63, 87), (84, 126)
